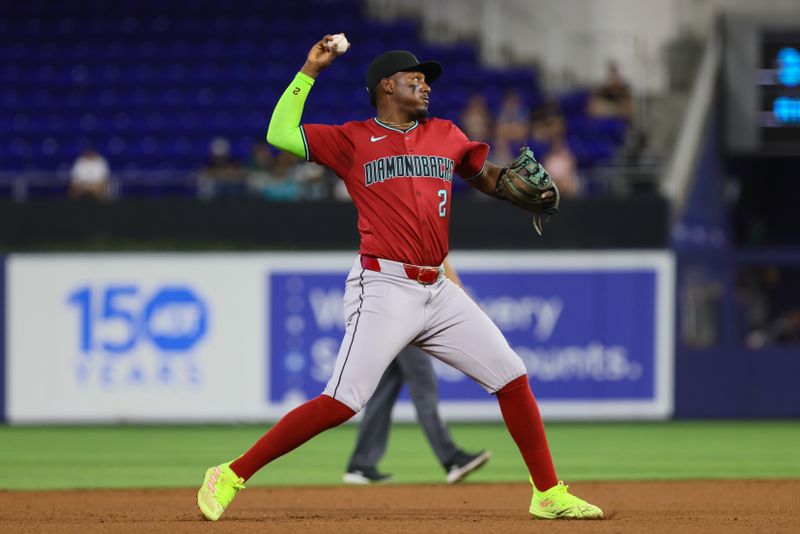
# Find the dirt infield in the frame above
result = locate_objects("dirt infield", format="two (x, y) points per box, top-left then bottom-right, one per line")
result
(1, 480), (798, 533)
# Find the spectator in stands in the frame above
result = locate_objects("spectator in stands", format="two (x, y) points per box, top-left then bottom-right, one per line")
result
(619, 129), (657, 167)
(245, 141), (276, 195)
(247, 141), (332, 201)
(459, 93), (493, 143)
(200, 137), (246, 197)
(295, 162), (333, 200)
(246, 142), (275, 175)
(529, 100), (566, 146)
(588, 61), (634, 124)
(541, 136), (581, 197)
(69, 147), (111, 200)
(749, 309), (800, 348)
(494, 90), (531, 165)
(739, 265), (800, 349)
(256, 151), (301, 201)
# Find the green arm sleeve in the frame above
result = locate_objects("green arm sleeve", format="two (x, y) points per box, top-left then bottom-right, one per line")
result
(266, 72), (315, 159)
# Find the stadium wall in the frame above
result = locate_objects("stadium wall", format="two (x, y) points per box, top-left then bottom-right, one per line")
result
(0, 196), (669, 251)
(0, 255), (4, 423)
(667, 35), (800, 418)
(2, 251), (674, 424)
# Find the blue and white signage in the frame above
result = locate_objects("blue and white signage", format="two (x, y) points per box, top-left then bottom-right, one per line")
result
(268, 252), (674, 420)
(269, 272), (346, 405)
(5, 251), (672, 423)
(66, 284), (208, 388)
(6, 254), (268, 423)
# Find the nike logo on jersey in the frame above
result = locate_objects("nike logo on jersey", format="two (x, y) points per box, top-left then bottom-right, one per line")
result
(370, 135), (388, 142)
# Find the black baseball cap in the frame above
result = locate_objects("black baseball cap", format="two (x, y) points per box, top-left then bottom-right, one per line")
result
(366, 50), (442, 99)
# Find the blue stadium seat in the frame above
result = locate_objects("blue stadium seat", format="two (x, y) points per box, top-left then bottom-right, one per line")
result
(0, 0), (634, 184)
(559, 90), (591, 117)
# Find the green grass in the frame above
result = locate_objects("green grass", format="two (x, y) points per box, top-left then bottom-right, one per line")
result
(0, 421), (798, 490)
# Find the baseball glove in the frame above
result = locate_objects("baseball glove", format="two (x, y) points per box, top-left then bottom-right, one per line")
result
(496, 147), (560, 235)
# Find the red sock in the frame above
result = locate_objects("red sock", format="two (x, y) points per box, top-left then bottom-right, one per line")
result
(230, 395), (355, 481)
(496, 375), (559, 491)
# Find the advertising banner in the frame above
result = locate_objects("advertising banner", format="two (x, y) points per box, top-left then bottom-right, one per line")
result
(268, 252), (674, 420)
(6, 254), (271, 422)
(6, 252), (673, 422)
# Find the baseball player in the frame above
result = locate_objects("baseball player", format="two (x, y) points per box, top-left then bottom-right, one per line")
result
(197, 35), (603, 521)
(344, 259), (491, 485)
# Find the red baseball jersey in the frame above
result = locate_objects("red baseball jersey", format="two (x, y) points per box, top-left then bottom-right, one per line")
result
(301, 118), (489, 266)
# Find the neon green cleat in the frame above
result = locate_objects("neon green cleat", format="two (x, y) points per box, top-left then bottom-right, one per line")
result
(197, 462), (246, 521)
(529, 479), (604, 519)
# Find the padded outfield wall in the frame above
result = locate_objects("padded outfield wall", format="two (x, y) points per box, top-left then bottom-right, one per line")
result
(1, 251), (673, 423)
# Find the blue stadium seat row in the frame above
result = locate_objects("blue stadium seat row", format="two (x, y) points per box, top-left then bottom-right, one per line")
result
(1, 0), (623, 175)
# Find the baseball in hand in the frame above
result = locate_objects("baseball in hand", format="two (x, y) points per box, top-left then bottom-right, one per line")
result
(330, 33), (350, 54)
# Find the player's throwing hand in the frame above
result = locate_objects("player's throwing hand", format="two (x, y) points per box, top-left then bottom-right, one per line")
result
(303, 34), (349, 76)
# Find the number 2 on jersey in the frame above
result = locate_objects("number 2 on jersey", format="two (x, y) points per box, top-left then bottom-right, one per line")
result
(437, 189), (447, 217)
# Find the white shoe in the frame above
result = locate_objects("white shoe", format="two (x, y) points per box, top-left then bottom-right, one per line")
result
(445, 450), (491, 484)
(342, 467), (393, 484)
